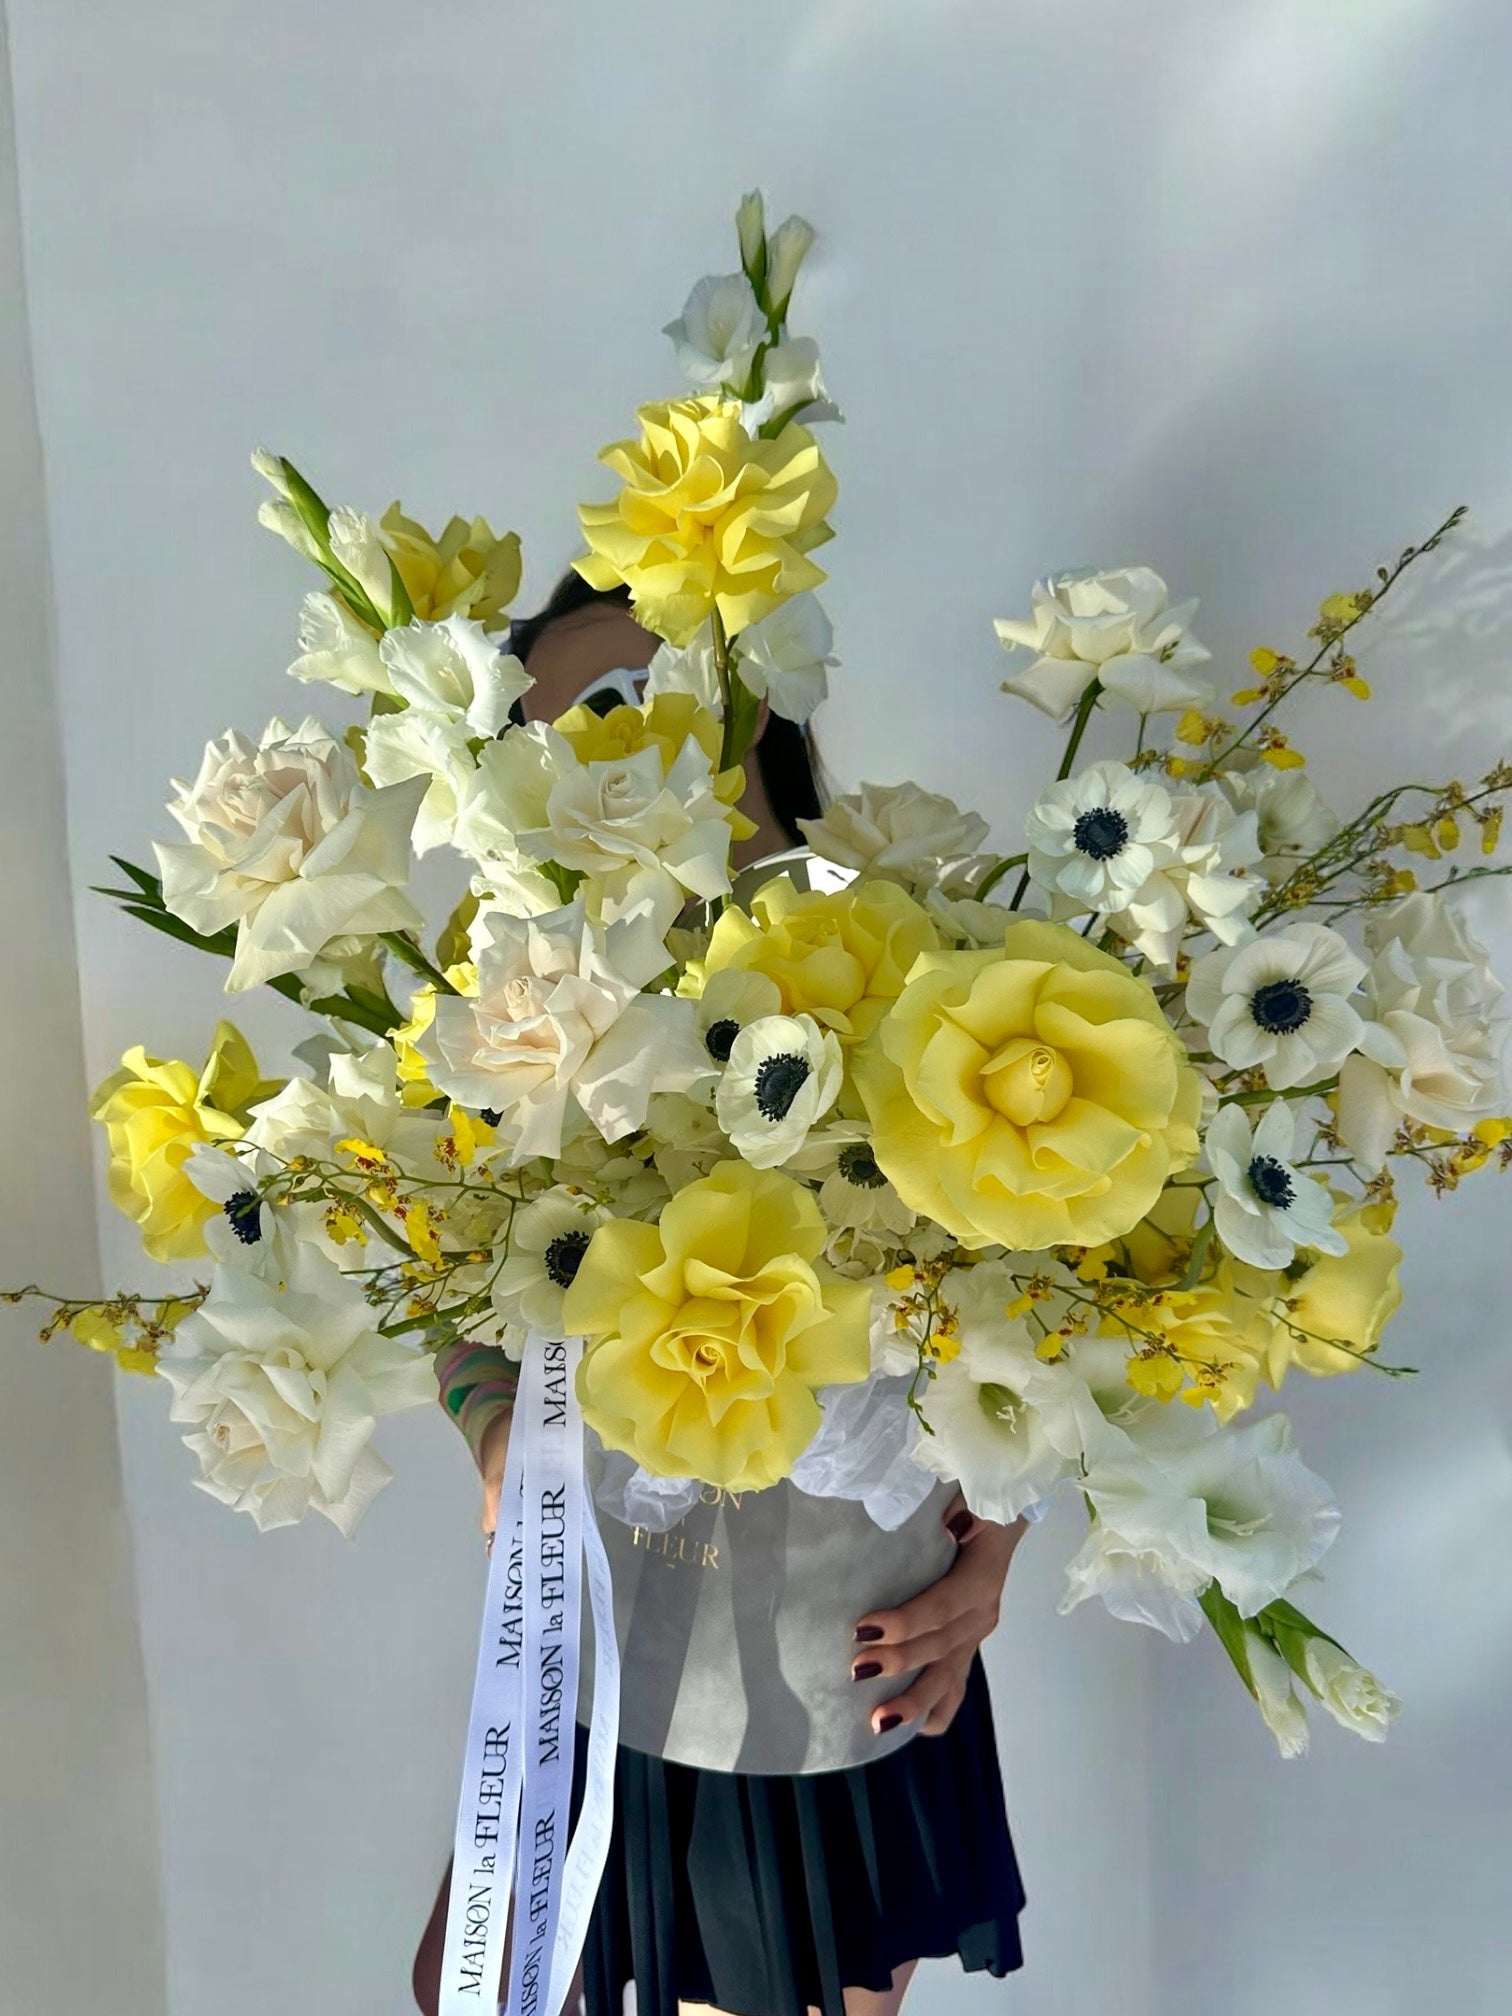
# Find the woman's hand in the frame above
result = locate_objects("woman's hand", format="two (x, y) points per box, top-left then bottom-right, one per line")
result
(851, 1493), (1027, 1738)
(479, 1409), (512, 1543)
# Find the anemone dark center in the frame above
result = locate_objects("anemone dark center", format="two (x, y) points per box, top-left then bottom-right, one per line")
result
(224, 1191), (263, 1246)
(544, 1229), (592, 1289)
(1250, 977), (1313, 1035)
(704, 1017), (741, 1064)
(1071, 806), (1130, 861)
(479, 1108), (503, 1128)
(1246, 1155), (1296, 1209)
(838, 1143), (887, 1189)
(754, 1052), (811, 1122)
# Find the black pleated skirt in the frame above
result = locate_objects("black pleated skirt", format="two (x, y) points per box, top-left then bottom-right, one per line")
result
(571, 1654), (1026, 2016)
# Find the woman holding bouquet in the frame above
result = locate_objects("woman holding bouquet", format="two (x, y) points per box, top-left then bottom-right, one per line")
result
(413, 579), (1031, 2016)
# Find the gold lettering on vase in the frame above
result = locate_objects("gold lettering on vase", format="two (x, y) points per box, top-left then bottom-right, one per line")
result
(629, 1527), (720, 1571)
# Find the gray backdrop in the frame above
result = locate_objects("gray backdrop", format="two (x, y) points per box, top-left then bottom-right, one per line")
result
(4, 2), (1511, 2012)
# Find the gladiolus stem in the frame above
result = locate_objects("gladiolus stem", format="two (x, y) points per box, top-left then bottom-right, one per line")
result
(380, 932), (458, 994)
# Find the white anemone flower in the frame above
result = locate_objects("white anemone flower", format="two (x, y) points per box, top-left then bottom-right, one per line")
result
(1104, 784), (1262, 969)
(1025, 760), (1182, 913)
(1206, 1100), (1347, 1269)
(996, 566), (1213, 720)
(288, 591), (390, 698)
(693, 967), (784, 1075)
(157, 1241), (436, 1535)
(663, 272), (767, 389)
(715, 1012), (843, 1168)
(491, 1186), (612, 1335)
(155, 717), (427, 992)
(1066, 1413), (1340, 1634)
(1185, 923), (1367, 1089)
(800, 780), (989, 887)
(377, 613), (530, 736)
(183, 1143), (282, 1271)
(422, 898), (704, 1161)
(1335, 893), (1509, 1171)
(787, 1123), (917, 1235)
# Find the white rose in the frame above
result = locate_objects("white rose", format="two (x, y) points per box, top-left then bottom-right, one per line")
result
(244, 1042), (444, 1180)
(663, 272), (767, 389)
(288, 591), (390, 697)
(1301, 1636), (1401, 1742)
(800, 780), (989, 885)
(154, 717), (426, 992)
(1336, 892), (1508, 1170)
(421, 898), (704, 1161)
(996, 566), (1213, 720)
(157, 1242), (435, 1535)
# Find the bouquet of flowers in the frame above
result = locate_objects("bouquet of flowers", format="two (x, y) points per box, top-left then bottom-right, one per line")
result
(16, 192), (1511, 1760)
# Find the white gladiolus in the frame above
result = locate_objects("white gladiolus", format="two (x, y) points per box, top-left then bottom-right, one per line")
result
(364, 711), (480, 856)
(288, 591), (391, 697)
(1301, 1636), (1401, 1741)
(1247, 1629), (1312, 1759)
(154, 717), (426, 992)
(732, 593), (836, 722)
(1336, 893), (1509, 1171)
(766, 213), (816, 313)
(741, 339), (840, 433)
(663, 272), (767, 389)
(996, 566), (1213, 720)
(643, 629), (721, 712)
(1185, 922), (1366, 1089)
(378, 613), (530, 736)
(1065, 1415), (1340, 1635)
(157, 1242), (436, 1536)
(326, 506), (396, 618)
(801, 781), (989, 886)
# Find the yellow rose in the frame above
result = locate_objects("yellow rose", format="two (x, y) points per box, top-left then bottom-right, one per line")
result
(90, 1023), (280, 1262)
(855, 921), (1203, 1252)
(392, 963), (477, 1108)
(689, 876), (939, 1065)
(1262, 1201), (1403, 1386)
(575, 396), (837, 646)
(379, 502), (521, 629)
(562, 1159), (870, 1491)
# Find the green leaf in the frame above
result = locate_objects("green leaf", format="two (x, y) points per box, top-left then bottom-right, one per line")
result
(1198, 1583), (1257, 1698)
(108, 855), (163, 896)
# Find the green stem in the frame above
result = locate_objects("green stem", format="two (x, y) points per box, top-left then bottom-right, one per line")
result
(380, 932), (457, 994)
(974, 852), (1028, 901)
(712, 608), (736, 770)
(1005, 677), (1103, 907)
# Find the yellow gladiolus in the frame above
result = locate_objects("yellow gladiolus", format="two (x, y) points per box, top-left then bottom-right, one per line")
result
(563, 1160), (870, 1491)
(90, 1023), (280, 1263)
(689, 876), (939, 1063)
(379, 504), (521, 630)
(575, 395), (837, 646)
(854, 921), (1204, 1253)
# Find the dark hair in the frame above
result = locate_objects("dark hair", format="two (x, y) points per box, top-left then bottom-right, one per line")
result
(508, 575), (824, 847)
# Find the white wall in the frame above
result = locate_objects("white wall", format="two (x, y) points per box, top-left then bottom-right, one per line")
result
(0, 8), (166, 2012)
(5, 1), (1511, 2012)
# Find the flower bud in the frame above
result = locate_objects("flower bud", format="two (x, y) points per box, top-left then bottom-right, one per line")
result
(767, 214), (816, 317)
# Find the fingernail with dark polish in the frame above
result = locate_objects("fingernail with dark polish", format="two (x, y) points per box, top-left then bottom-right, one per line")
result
(852, 1660), (882, 1682)
(948, 1510), (974, 1540)
(876, 1712), (903, 1734)
(854, 1623), (884, 1643)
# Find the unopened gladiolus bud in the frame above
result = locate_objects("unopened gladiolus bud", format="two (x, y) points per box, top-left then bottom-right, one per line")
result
(257, 497), (322, 565)
(767, 214), (816, 316)
(250, 446), (291, 495)
(736, 189), (767, 285)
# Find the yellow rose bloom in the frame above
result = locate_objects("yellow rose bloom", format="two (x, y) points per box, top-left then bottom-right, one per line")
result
(575, 396), (837, 646)
(379, 503), (522, 630)
(689, 876), (939, 1061)
(553, 691), (754, 835)
(90, 1023), (280, 1263)
(854, 921), (1203, 1252)
(562, 1159), (870, 1491)
(1262, 1201), (1403, 1387)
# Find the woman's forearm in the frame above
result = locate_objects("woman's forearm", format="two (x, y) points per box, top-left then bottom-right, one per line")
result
(433, 1340), (519, 1471)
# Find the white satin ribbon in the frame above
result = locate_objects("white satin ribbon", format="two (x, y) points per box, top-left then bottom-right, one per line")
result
(439, 1336), (618, 2016)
